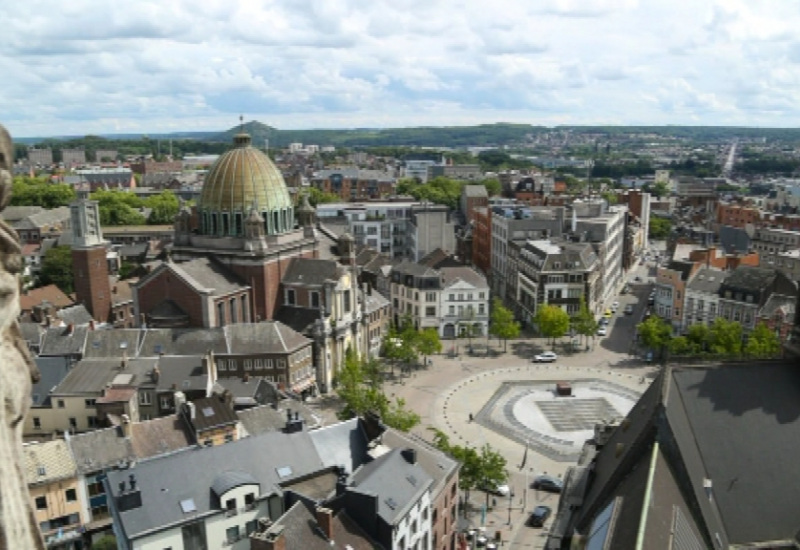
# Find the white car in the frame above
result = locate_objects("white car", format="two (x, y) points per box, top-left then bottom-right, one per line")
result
(611, 301), (620, 312)
(597, 327), (607, 336)
(533, 351), (558, 363)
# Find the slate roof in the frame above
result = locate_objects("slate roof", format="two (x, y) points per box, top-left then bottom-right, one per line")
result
(57, 304), (94, 325)
(237, 402), (321, 437)
(379, 429), (458, 498)
(348, 447), (433, 525)
(68, 426), (135, 475)
(260, 500), (376, 550)
(187, 395), (238, 432)
(130, 415), (194, 458)
(54, 357), (157, 395)
(19, 284), (73, 312)
(138, 328), (228, 356)
(83, 329), (143, 358)
(667, 363), (800, 546)
(39, 324), (90, 356)
(141, 257), (247, 297)
(720, 265), (778, 293)
(463, 185), (489, 198)
(105, 430), (325, 540)
(419, 248), (461, 269)
(391, 260), (440, 279)
(274, 307), (321, 336)
(441, 266), (489, 289)
(686, 267), (727, 294)
(309, 417), (369, 475)
(759, 293), (796, 322)
(364, 291), (389, 314)
(152, 355), (206, 394)
(282, 258), (344, 286)
(1, 205), (43, 222)
(225, 321), (311, 354)
(13, 206), (70, 230)
(23, 440), (77, 486)
(19, 322), (44, 351)
(666, 259), (696, 281)
(719, 225), (751, 254)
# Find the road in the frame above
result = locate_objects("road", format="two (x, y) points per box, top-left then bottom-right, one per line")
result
(722, 139), (738, 177)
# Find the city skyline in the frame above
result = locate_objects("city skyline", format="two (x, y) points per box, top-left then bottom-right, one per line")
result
(3, 0), (800, 137)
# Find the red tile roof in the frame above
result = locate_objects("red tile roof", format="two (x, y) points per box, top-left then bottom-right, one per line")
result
(19, 285), (74, 312)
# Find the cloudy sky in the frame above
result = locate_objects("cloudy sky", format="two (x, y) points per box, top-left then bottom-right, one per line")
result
(3, 0), (800, 137)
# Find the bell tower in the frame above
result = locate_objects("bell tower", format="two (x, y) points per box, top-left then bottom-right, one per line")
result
(70, 199), (111, 322)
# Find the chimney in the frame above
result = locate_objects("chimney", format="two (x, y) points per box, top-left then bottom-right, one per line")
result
(151, 366), (160, 384)
(121, 351), (128, 370)
(119, 480), (126, 493)
(66, 323), (74, 335)
(140, 313), (147, 328)
(401, 448), (417, 464)
(45, 314), (52, 327)
(264, 526), (286, 550)
(89, 319), (95, 331)
(316, 508), (334, 540)
(187, 401), (196, 420)
(121, 414), (132, 438)
(112, 286), (118, 294)
(129, 473), (137, 491)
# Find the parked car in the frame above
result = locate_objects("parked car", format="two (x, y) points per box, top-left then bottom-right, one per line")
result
(611, 301), (620, 311)
(624, 304), (634, 315)
(533, 351), (558, 363)
(599, 317), (609, 326)
(526, 506), (552, 527)
(531, 475), (563, 493)
(481, 481), (510, 496)
(603, 309), (613, 318)
(597, 326), (607, 336)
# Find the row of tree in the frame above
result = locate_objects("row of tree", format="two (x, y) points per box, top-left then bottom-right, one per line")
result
(637, 316), (782, 359)
(396, 176), (501, 209)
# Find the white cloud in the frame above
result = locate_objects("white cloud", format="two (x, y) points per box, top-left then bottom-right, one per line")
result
(3, 0), (800, 136)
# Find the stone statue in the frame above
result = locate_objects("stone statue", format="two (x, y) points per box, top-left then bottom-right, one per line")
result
(0, 124), (45, 550)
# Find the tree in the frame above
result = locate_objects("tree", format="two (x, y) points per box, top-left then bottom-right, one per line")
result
(145, 190), (180, 225)
(10, 176), (76, 208)
(39, 246), (74, 294)
(709, 318), (743, 355)
(91, 189), (146, 226)
(668, 336), (693, 355)
(481, 177), (501, 197)
(686, 324), (710, 353)
(637, 316), (672, 358)
(570, 296), (598, 346)
(534, 305), (570, 345)
(489, 298), (520, 352)
(415, 328), (442, 366)
(744, 322), (781, 358)
(651, 180), (670, 198)
(336, 349), (420, 431)
(649, 217), (671, 239)
(307, 186), (340, 206)
(92, 536), (118, 550)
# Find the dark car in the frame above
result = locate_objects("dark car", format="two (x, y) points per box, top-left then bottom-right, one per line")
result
(526, 506), (552, 527)
(531, 475), (563, 493)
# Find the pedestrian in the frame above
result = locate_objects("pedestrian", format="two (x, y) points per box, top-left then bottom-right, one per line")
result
(469, 413), (473, 422)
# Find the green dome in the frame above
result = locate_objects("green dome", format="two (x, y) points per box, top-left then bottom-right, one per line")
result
(198, 133), (294, 237)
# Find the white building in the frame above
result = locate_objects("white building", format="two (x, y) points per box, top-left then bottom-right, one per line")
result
(574, 202), (627, 312)
(317, 201), (417, 259)
(404, 159), (438, 183)
(682, 267), (726, 331)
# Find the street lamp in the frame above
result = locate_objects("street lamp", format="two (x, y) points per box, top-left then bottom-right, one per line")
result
(507, 486), (513, 525)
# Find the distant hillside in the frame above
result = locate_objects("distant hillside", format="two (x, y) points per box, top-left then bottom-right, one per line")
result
(211, 121), (541, 148)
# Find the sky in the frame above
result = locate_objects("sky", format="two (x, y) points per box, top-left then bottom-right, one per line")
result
(3, 0), (800, 137)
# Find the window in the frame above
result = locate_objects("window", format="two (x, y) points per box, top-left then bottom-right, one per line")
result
(226, 526), (240, 544)
(88, 416), (99, 428)
(69, 417), (77, 429)
(84, 398), (96, 408)
(230, 298), (238, 323)
(449, 294), (455, 301)
(33, 417), (41, 429)
(344, 290), (351, 313)
(287, 289), (296, 305)
(449, 305), (455, 315)
(140, 392), (152, 406)
(217, 302), (226, 326)
(57, 399), (65, 409)
(246, 520), (258, 536)
(35, 496), (47, 510)
(244, 360), (253, 371)
(241, 294), (249, 323)
(426, 307), (436, 317)
(311, 291), (320, 308)
(65, 489), (77, 502)
(217, 360), (227, 372)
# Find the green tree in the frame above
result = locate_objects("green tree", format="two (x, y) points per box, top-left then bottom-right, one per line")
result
(336, 349), (420, 431)
(10, 176), (76, 208)
(651, 180), (670, 198)
(649, 217), (671, 239)
(668, 336), (693, 355)
(637, 316), (672, 359)
(92, 535), (118, 550)
(600, 191), (619, 205)
(744, 322), (781, 358)
(534, 304), (571, 345)
(481, 177), (502, 197)
(39, 246), (74, 294)
(570, 296), (598, 346)
(91, 189), (147, 226)
(307, 186), (341, 206)
(489, 298), (520, 352)
(415, 328), (442, 366)
(479, 443), (509, 508)
(709, 318), (743, 355)
(145, 190), (180, 225)
(686, 324), (710, 353)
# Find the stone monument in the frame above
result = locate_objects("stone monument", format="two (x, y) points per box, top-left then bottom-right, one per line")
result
(0, 124), (45, 549)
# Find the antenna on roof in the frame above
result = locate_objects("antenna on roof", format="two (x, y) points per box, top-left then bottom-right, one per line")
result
(239, 114), (244, 133)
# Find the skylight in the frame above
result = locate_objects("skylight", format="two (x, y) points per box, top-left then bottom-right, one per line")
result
(180, 499), (196, 513)
(202, 407), (214, 417)
(276, 466), (293, 478)
(120, 341), (128, 349)
(385, 497), (397, 510)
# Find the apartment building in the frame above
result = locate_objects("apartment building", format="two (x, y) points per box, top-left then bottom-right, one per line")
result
(317, 201), (417, 259)
(574, 202), (627, 312)
(654, 260), (698, 331)
(407, 204), (456, 262)
(682, 267), (726, 331)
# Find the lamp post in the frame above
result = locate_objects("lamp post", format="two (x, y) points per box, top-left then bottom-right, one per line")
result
(507, 487), (513, 525)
